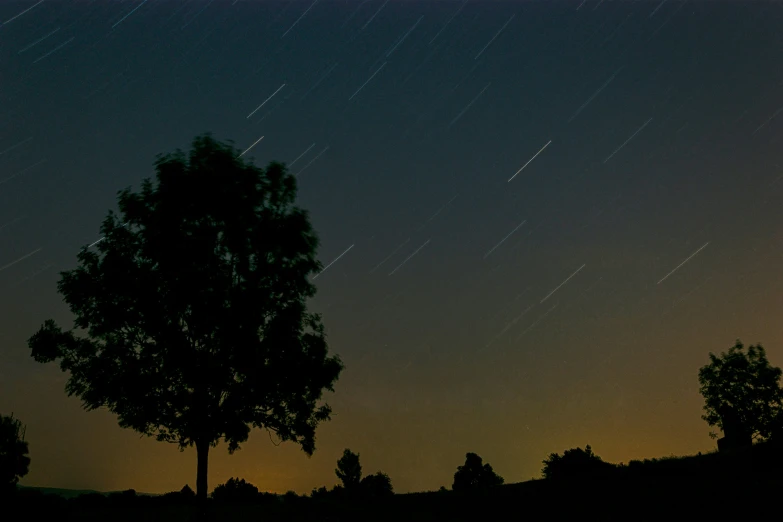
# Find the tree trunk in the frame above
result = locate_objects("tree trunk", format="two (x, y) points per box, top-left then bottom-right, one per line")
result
(196, 439), (210, 499)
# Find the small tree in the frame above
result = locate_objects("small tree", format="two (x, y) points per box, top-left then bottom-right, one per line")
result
(0, 413), (30, 494)
(452, 453), (504, 492)
(541, 445), (617, 480)
(698, 340), (783, 442)
(27, 134), (344, 499)
(335, 449), (362, 489)
(360, 471), (393, 497)
(180, 484), (196, 498)
(162, 484), (196, 501)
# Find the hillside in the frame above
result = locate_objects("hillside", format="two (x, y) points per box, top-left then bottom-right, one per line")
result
(9, 440), (783, 521)
(17, 485), (161, 498)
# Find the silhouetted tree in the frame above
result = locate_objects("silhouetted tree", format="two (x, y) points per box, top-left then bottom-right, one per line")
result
(310, 486), (329, 499)
(283, 490), (302, 506)
(0, 413), (30, 495)
(211, 477), (258, 501)
(360, 471), (393, 497)
(27, 134), (344, 499)
(162, 484), (196, 502)
(698, 340), (783, 444)
(335, 449), (362, 490)
(452, 453), (504, 492)
(541, 444), (617, 480)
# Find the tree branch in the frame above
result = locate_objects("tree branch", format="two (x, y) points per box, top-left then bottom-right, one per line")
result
(266, 428), (281, 447)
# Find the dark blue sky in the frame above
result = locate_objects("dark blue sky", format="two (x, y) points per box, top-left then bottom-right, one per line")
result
(1, 0), (782, 494)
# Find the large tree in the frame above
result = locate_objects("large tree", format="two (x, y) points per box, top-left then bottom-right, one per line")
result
(0, 413), (30, 495)
(698, 340), (783, 443)
(28, 134), (344, 498)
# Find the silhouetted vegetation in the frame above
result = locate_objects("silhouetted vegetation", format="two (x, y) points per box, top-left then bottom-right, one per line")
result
(309, 448), (393, 501)
(27, 134), (344, 498)
(452, 452), (504, 492)
(211, 478), (259, 502)
(309, 485), (330, 500)
(359, 471), (394, 498)
(335, 448), (362, 491)
(161, 484), (196, 502)
(541, 444), (617, 480)
(698, 340), (783, 449)
(106, 489), (138, 507)
(12, 132), (783, 519)
(9, 438), (783, 521)
(0, 413), (30, 496)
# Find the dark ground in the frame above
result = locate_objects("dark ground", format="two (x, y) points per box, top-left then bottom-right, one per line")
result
(11, 441), (783, 521)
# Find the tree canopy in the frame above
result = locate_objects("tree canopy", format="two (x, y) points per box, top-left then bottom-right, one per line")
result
(698, 340), (783, 442)
(329, 449), (393, 498)
(211, 477), (259, 501)
(0, 413), (30, 495)
(360, 471), (394, 497)
(27, 134), (343, 498)
(541, 444), (617, 480)
(452, 452), (504, 492)
(335, 448), (362, 490)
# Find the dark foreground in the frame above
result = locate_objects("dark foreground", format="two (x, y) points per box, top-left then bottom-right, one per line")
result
(11, 441), (783, 521)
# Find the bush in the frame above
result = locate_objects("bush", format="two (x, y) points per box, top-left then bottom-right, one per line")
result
(211, 478), (259, 502)
(310, 486), (329, 499)
(541, 445), (618, 480)
(360, 472), (394, 497)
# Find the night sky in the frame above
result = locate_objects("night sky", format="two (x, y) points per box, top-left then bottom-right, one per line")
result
(1, 0), (783, 496)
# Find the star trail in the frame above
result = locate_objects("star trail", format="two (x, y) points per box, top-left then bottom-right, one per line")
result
(1, 0), (782, 497)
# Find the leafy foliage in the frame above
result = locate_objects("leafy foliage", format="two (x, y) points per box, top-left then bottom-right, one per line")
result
(27, 134), (344, 497)
(452, 453), (504, 492)
(161, 484), (195, 501)
(316, 450), (394, 500)
(282, 490), (303, 507)
(541, 444), (617, 480)
(698, 340), (783, 441)
(310, 485), (330, 499)
(0, 413), (30, 493)
(211, 478), (258, 501)
(335, 449), (362, 489)
(360, 471), (394, 497)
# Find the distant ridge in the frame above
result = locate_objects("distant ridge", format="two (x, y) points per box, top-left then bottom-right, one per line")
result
(17, 485), (161, 498)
